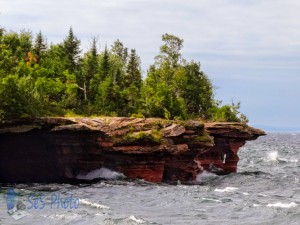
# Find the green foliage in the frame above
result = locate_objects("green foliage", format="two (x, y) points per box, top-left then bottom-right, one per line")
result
(142, 34), (213, 120)
(211, 101), (249, 123)
(156, 33), (183, 67)
(111, 39), (128, 64)
(61, 27), (81, 74)
(131, 112), (145, 118)
(82, 37), (98, 100)
(0, 75), (45, 119)
(0, 26), (248, 123)
(34, 76), (65, 103)
(121, 129), (162, 144)
(0, 75), (25, 119)
(33, 31), (47, 64)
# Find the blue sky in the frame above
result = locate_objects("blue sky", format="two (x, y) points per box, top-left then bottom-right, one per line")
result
(1, 0), (300, 130)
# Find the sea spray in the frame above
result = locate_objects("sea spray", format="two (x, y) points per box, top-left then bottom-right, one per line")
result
(267, 202), (298, 208)
(267, 151), (279, 161)
(76, 168), (125, 180)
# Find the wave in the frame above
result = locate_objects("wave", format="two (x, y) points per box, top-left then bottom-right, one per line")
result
(278, 158), (299, 163)
(126, 215), (147, 224)
(265, 151), (298, 163)
(80, 199), (110, 209)
(104, 215), (147, 225)
(214, 187), (239, 193)
(196, 170), (217, 181)
(45, 213), (80, 220)
(76, 168), (125, 180)
(267, 151), (279, 161)
(266, 202), (298, 208)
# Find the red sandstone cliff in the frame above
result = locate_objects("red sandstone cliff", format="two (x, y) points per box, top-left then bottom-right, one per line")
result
(0, 117), (265, 183)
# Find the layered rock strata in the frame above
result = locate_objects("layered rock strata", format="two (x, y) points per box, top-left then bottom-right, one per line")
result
(0, 117), (265, 183)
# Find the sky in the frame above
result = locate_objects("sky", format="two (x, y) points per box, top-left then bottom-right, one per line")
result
(1, 0), (300, 131)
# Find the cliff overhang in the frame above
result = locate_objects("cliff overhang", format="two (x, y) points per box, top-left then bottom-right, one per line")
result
(0, 117), (265, 183)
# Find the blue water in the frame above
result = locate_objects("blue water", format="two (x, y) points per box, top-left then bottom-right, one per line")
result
(0, 133), (299, 225)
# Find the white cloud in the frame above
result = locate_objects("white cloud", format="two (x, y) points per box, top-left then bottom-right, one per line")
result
(1, 0), (300, 75)
(1, 0), (300, 56)
(1, 0), (300, 127)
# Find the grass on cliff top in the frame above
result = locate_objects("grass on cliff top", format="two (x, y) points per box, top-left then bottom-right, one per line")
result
(195, 132), (214, 143)
(116, 129), (163, 144)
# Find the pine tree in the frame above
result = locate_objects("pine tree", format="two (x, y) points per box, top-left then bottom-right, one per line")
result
(89, 45), (110, 101)
(33, 31), (47, 64)
(82, 37), (98, 100)
(62, 27), (81, 74)
(126, 49), (142, 88)
(123, 49), (143, 114)
(100, 45), (110, 80)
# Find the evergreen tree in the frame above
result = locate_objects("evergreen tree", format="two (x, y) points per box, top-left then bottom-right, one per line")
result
(62, 27), (81, 74)
(89, 45), (110, 101)
(123, 49), (142, 114)
(82, 37), (98, 101)
(126, 49), (142, 88)
(173, 61), (215, 119)
(33, 31), (47, 64)
(100, 45), (110, 80)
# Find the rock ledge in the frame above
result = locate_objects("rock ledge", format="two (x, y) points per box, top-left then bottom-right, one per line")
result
(0, 117), (265, 183)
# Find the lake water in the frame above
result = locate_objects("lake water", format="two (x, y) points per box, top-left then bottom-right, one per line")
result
(0, 132), (299, 225)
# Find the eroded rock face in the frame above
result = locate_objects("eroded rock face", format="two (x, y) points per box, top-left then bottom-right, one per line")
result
(196, 123), (265, 175)
(0, 117), (265, 183)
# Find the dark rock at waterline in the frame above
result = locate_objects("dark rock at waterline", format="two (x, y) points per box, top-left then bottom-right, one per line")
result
(0, 117), (265, 183)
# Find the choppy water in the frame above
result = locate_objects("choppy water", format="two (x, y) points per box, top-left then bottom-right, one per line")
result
(1, 133), (299, 225)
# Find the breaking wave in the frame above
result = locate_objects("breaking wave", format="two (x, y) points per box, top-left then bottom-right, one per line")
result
(214, 187), (239, 193)
(80, 199), (110, 209)
(266, 202), (298, 208)
(76, 168), (125, 180)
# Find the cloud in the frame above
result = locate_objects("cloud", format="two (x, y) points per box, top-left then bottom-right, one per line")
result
(1, 0), (300, 56)
(1, 0), (300, 128)
(1, 0), (300, 77)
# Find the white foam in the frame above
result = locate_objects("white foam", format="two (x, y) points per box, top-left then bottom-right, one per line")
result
(289, 159), (299, 163)
(80, 199), (110, 209)
(76, 168), (125, 180)
(46, 213), (78, 220)
(265, 151), (298, 163)
(214, 187), (239, 193)
(196, 170), (217, 181)
(126, 215), (146, 223)
(267, 202), (298, 208)
(267, 151), (279, 161)
(279, 158), (298, 163)
(258, 193), (268, 197)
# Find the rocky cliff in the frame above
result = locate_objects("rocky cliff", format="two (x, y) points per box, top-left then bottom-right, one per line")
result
(0, 117), (265, 183)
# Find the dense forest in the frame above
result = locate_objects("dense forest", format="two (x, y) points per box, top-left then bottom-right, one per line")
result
(0, 27), (248, 122)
